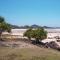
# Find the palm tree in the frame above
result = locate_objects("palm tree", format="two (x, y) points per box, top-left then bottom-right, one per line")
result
(0, 16), (11, 40)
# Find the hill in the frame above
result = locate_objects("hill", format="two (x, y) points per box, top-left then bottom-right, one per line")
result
(0, 41), (60, 60)
(10, 24), (58, 29)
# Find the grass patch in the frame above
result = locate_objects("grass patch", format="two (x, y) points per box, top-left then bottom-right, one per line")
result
(0, 46), (60, 60)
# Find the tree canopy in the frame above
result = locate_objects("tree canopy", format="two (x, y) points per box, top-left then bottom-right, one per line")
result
(24, 28), (47, 42)
(23, 28), (32, 40)
(0, 16), (11, 33)
(0, 16), (11, 40)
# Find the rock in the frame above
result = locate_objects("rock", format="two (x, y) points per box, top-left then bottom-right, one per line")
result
(45, 41), (60, 50)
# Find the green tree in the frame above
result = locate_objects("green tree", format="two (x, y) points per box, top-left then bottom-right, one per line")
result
(23, 28), (33, 40)
(24, 28), (47, 43)
(0, 16), (11, 40)
(32, 28), (47, 43)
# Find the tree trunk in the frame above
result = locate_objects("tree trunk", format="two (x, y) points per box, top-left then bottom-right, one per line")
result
(0, 33), (2, 41)
(0, 29), (3, 41)
(36, 38), (39, 44)
(28, 37), (31, 40)
(0, 30), (2, 41)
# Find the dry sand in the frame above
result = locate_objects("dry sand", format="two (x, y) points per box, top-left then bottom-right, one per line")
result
(0, 41), (38, 48)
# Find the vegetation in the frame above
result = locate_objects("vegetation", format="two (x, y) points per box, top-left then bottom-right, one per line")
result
(32, 28), (47, 43)
(0, 47), (60, 60)
(0, 16), (11, 40)
(24, 28), (47, 43)
(24, 28), (32, 40)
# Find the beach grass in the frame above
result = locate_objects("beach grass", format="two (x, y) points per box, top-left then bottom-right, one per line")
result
(0, 46), (60, 60)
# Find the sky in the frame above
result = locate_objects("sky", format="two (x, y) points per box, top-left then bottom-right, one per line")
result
(0, 0), (60, 27)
